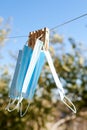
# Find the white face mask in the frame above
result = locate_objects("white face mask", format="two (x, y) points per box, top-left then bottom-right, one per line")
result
(44, 50), (76, 113)
(6, 39), (76, 117)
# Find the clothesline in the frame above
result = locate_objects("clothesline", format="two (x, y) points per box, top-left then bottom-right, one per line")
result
(3, 13), (87, 39)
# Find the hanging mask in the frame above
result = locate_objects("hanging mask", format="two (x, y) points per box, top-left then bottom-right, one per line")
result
(6, 39), (45, 116)
(6, 31), (76, 117)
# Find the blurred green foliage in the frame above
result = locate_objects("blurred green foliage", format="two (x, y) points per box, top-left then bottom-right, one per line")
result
(0, 17), (11, 47)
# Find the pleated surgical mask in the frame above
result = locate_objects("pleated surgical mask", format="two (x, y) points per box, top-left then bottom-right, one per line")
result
(6, 39), (44, 116)
(9, 50), (22, 99)
(6, 39), (76, 117)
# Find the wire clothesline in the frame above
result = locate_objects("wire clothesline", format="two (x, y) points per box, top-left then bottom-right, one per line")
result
(4, 13), (87, 39)
(50, 13), (87, 31)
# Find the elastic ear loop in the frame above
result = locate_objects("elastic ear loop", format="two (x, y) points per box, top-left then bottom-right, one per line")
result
(58, 91), (76, 113)
(44, 50), (76, 113)
(62, 95), (76, 113)
(19, 99), (31, 117)
(5, 98), (20, 112)
(5, 97), (30, 117)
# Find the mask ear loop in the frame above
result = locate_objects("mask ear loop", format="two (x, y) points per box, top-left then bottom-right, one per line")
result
(19, 99), (31, 117)
(5, 98), (16, 111)
(5, 97), (23, 112)
(62, 95), (76, 113)
(44, 50), (77, 113)
(58, 90), (76, 113)
(5, 98), (19, 112)
(5, 97), (30, 116)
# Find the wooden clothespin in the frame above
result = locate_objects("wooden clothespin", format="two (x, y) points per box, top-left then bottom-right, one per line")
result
(28, 27), (49, 50)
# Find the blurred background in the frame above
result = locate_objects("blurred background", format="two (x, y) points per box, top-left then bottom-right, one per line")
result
(0, 1), (87, 130)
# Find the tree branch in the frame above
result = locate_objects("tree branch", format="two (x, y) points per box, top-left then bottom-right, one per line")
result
(51, 115), (76, 130)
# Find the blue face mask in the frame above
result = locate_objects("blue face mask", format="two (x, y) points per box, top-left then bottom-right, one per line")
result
(6, 39), (76, 117)
(14, 45), (33, 99)
(22, 51), (45, 100)
(6, 39), (45, 116)
(10, 39), (43, 98)
(9, 50), (23, 99)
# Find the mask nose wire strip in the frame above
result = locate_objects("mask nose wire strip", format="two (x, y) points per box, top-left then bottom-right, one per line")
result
(44, 50), (76, 113)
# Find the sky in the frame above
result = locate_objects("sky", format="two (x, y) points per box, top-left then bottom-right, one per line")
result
(0, 0), (87, 73)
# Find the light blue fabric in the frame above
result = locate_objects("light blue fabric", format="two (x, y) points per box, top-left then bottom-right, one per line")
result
(22, 51), (45, 99)
(21, 39), (43, 94)
(9, 50), (22, 99)
(15, 45), (33, 98)
(9, 45), (45, 100)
